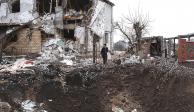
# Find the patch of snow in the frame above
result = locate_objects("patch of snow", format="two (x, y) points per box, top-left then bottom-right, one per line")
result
(21, 100), (36, 112)
(60, 59), (73, 66)
(112, 106), (124, 112)
(48, 99), (53, 102)
(131, 109), (137, 112)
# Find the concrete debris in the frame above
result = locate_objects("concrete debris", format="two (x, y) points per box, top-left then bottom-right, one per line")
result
(21, 100), (36, 112)
(0, 102), (11, 112)
(37, 38), (77, 65)
(44, 38), (64, 47)
(60, 59), (73, 66)
(21, 100), (48, 112)
(0, 58), (34, 73)
(131, 109), (137, 112)
(0, 58), (11, 65)
(122, 55), (140, 64)
(0, 58), (194, 111)
(41, 14), (55, 35)
(11, 58), (34, 70)
(112, 106), (124, 112)
(65, 9), (84, 17)
(79, 58), (93, 66)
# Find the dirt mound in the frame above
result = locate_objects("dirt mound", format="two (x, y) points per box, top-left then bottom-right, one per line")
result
(0, 62), (194, 112)
(99, 64), (194, 112)
(64, 63), (194, 112)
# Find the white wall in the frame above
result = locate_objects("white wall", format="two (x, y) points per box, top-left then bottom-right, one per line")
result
(90, 0), (106, 38)
(0, 3), (9, 17)
(104, 3), (112, 32)
(0, 0), (38, 24)
(89, 0), (114, 51)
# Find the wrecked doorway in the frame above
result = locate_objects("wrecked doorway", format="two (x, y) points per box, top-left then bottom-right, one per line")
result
(11, 0), (20, 13)
(150, 38), (162, 57)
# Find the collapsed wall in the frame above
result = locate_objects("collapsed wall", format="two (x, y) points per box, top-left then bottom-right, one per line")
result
(4, 28), (41, 55)
(138, 37), (163, 58)
(0, 0), (114, 58)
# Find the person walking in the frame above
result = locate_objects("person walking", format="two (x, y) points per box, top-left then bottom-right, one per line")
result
(101, 44), (109, 64)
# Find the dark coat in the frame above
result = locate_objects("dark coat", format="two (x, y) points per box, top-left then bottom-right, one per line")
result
(101, 47), (108, 57)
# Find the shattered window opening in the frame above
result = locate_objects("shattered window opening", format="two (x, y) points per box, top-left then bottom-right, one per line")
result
(37, 0), (58, 15)
(66, 0), (92, 11)
(11, 0), (20, 13)
(9, 33), (18, 42)
(64, 29), (76, 41)
(105, 32), (109, 43)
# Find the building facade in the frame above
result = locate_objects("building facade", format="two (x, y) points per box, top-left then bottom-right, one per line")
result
(0, 0), (114, 57)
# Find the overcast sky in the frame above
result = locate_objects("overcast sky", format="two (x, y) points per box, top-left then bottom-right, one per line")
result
(111, 0), (194, 42)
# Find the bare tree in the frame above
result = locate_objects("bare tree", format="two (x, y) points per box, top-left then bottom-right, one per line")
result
(115, 21), (136, 54)
(115, 21), (135, 45)
(115, 10), (150, 54)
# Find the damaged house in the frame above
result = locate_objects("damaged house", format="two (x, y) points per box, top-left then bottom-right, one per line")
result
(138, 36), (163, 58)
(0, 0), (114, 60)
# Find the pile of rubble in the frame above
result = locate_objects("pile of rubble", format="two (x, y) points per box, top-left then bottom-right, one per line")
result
(0, 38), (91, 74)
(0, 58), (35, 73)
(1, 51), (194, 112)
(37, 38), (77, 65)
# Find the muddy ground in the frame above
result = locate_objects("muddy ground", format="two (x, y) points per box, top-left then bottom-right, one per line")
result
(0, 61), (194, 112)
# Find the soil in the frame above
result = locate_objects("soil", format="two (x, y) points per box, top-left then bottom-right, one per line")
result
(0, 63), (194, 112)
